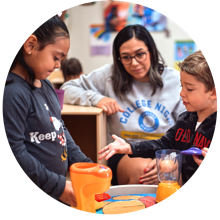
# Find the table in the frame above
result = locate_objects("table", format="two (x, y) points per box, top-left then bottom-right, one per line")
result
(61, 104), (107, 165)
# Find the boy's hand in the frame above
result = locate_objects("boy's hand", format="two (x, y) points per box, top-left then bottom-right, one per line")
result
(97, 97), (124, 116)
(139, 159), (159, 185)
(193, 147), (208, 166)
(98, 135), (132, 160)
(59, 181), (77, 207)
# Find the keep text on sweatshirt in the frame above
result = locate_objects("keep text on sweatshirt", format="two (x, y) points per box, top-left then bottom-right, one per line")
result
(3, 72), (92, 200)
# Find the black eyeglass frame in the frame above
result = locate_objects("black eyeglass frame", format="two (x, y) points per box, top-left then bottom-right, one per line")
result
(118, 50), (149, 65)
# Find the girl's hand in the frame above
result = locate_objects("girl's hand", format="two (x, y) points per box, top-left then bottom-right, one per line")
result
(139, 159), (159, 185)
(193, 147), (208, 166)
(59, 181), (77, 207)
(97, 97), (124, 116)
(98, 135), (132, 160)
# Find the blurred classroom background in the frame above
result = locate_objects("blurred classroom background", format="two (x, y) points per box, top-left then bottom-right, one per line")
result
(49, 1), (198, 87)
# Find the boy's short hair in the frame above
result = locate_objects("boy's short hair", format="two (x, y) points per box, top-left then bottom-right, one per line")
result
(61, 58), (82, 81)
(178, 50), (214, 92)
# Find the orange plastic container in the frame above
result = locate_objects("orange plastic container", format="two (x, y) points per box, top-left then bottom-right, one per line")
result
(70, 162), (112, 213)
(155, 182), (180, 203)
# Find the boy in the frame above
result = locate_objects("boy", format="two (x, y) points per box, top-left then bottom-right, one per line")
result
(61, 58), (83, 82)
(98, 50), (217, 185)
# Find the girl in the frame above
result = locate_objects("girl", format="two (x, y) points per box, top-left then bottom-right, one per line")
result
(3, 15), (92, 207)
(61, 24), (185, 186)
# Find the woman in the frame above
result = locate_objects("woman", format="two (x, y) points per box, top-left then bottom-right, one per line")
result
(61, 24), (185, 185)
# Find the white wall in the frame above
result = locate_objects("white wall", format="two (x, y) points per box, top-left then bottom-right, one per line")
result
(64, 1), (196, 75)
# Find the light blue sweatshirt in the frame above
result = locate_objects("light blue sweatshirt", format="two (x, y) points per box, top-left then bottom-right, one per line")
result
(61, 64), (185, 144)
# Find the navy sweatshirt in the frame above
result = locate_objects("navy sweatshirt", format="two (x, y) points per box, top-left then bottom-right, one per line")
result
(129, 111), (217, 184)
(3, 72), (92, 199)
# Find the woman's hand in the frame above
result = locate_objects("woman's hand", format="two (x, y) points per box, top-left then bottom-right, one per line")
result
(97, 97), (124, 116)
(98, 135), (132, 160)
(139, 159), (159, 185)
(59, 181), (77, 207)
(193, 147), (208, 166)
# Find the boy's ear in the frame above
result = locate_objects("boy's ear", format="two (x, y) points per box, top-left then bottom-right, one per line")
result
(210, 87), (217, 100)
(23, 35), (38, 55)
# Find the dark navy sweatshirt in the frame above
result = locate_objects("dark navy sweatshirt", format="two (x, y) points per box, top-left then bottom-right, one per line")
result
(129, 111), (217, 184)
(3, 72), (92, 199)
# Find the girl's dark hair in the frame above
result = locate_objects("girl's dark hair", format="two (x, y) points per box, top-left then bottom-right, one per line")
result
(112, 24), (165, 99)
(10, 15), (69, 89)
(61, 58), (83, 81)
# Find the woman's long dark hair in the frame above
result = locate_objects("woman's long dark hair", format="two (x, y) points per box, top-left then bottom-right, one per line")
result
(9, 15), (69, 89)
(112, 24), (165, 100)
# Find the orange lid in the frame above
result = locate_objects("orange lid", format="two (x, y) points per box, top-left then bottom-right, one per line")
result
(70, 162), (112, 178)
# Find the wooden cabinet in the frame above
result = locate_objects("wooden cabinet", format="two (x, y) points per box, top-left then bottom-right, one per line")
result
(61, 104), (107, 165)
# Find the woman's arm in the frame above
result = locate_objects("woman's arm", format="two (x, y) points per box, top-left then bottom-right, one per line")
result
(60, 64), (111, 106)
(61, 64), (124, 115)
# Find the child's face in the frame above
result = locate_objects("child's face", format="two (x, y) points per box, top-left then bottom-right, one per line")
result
(180, 71), (214, 112)
(26, 37), (70, 80)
